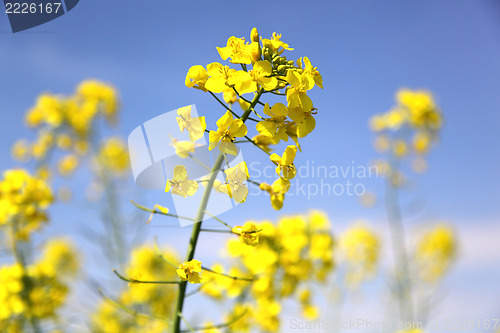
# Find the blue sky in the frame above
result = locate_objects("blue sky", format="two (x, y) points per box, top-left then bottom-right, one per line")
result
(1, 0), (499, 331)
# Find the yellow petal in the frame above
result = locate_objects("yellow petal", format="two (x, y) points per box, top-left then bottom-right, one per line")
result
(216, 111), (234, 130)
(219, 141), (238, 156)
(256, 120), (278, 138)
(173, 165), (188, 181)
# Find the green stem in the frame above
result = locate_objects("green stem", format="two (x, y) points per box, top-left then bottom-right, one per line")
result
(10, 221), (42, 333)
(171, 90), (263, 333)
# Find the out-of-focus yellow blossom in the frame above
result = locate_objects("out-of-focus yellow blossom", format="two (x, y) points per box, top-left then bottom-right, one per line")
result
(220, 212), (334, 332)
(57, 154), (78, 176)
(413, 131), (431, 154)
(373, 134), (390, 153)
(208, 110), (247, 155)
(232, 222), (260, 246)
(298, 289), (320, 319)
(165, 165), (198, 197)
(256, 103), (289, 141)
(286, 70), (314, 111)
(205, 62), (236, 93)
(11, 139), (31, 162)
(76, 80), (119, 122)
(0, 169), (53, 239)
(25, 94), (64, 128)
(232, 61), (278, 94)
(397, 89), (442, 129)
(31, 131), (54, 160)
(225, 304), (252, 333)
(74, 140), (89, 155)
(237, 96), (250, 111)
(416, 224), (456, 282)
(201, 321), (222, 333)
(217, 36), (256, 65)
(170, 138), (199, 158)
(185, 65), (209, 91)
(392, 139), (408, 158)
(262, 32), (293, 55)
(340, 224), (380, 285)
(270, 145), (297, 180)
(297, 57), (323, 89)
(98, 137), (129, 173)
(223, 161), (250, 203)
(260, 178), (290, 210)
(202, 264), (246, 299)
(56, 134), (72, 150)
(176, 105), (206, 142)
(251, 134), (279, 152)
(397, 329), (423, 333)
(176, 259), (202, 284)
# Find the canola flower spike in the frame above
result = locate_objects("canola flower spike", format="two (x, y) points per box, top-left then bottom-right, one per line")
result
(176, 259), (202, 284)
(209, 110), (247, 156)
(270, 145), (297, 180)
(165, 165), (199, 198)
(223, 161), (250, 203)
(256, 103), (289, 141)
(176, 105), (207, 142)
(185, 65), (209, 91)
(232, 222), (260, 246)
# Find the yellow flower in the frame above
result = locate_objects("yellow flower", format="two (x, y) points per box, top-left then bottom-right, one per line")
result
(270, 145), (297, 180)
(260, 178), (290, 210)
(217, 36), (255, 64)
(165, 165), (199, 198)
(99, 137), (129, 172)
(251, 134), (279, 152)
(232, 61), (278, 94)
(209, 111), (247, 156)
(170, 138), (199, 158)
(416, 224), (456, 282)
(413, 131), (431, 154)
(176, 259), (202, 284)
(223, 88), (237, 104)
(57, 154), (78, 176)
(256, 103), (289, 141)
(285, 70), (314, 111)
(223, 161), (250, 203)
(297, 57), (323, 89)
(77, 80), (119, 120)
(341, 224), (379, 284)
(232, 222), (260, 246)
(185, 65), (209, 91)
(288, 107), (316, 138)
(176, 105), (207, 142)
(262, 32), (293, 55)
(205, 62), (236, 93)
(11, 139), (31, 162)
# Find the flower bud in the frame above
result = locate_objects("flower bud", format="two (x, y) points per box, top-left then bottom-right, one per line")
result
(250, 27), (259, 43)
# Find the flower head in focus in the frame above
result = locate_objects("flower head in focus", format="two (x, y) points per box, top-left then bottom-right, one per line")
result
(165, 165), (198, 198)
(176, 259), (202, 284)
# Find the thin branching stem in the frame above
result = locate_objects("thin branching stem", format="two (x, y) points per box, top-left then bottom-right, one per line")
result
(113, 269), (181, 284)
(131, 200), (196, 222)
(202, 266), (255, 282)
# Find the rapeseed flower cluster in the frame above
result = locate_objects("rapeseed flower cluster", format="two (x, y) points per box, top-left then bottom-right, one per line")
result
(0, 169), (53, 240)
(181, 27), (323, 209)
(92, 246), (179, 333)
(370, 89), (442, 179)
(0, 239), (78, 330)
(199, 211), (334, 332)
(415, 224), (456, 282)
